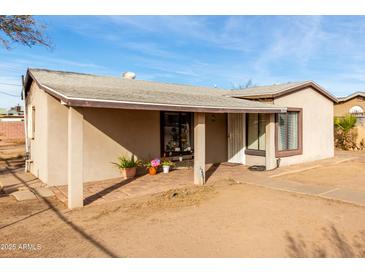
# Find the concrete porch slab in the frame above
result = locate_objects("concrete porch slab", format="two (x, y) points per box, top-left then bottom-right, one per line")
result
(11, 190), (37, 201)
(34, 187), (55, 198)
(0, 170), (45, 194)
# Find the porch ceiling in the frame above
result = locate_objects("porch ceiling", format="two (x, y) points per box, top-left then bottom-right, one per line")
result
(25, 68), (286, 113)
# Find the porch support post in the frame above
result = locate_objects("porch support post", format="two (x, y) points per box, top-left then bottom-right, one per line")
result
(265, 113), (276, 170)
(67, 107), (84, 209)
(194, 112), (205, 185)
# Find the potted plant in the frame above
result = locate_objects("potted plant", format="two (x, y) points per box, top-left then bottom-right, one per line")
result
(161, 159), (175, 174)
(144, 158), (160, 175)
(112, 155), (141, 179)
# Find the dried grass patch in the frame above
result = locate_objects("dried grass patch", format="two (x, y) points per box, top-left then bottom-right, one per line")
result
(127, 185), (216, 210)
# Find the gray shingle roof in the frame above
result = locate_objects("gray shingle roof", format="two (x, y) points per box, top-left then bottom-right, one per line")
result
(224, 81), (338, 102)
(337, 92), (365, 102)
(26, 68), (286, 113)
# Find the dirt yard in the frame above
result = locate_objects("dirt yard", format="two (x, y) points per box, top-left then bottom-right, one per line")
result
(1, 180), (365, 258)
(2, 142), (365, 258)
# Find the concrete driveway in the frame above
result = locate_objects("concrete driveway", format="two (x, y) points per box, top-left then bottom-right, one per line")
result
(236, 150), (365, 207)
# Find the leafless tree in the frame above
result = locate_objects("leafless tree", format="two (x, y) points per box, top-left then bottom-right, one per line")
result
(0, 15), (51, 49)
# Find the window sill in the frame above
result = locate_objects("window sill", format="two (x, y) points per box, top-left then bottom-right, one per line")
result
(245, 149), (265, 156)
(276, 149), (302, 158)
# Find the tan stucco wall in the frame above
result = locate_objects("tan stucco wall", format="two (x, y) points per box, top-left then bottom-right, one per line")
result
(246, 154), (266, 166)
(46, 94), (68, 186)
(27, 82), (69, 186)
(80, 107), (161, 182)
(334, 96), (365, 116)
(80, 110), (227, 182)
(274, 87), (334, 166)
(27, 82), (48, 182)
(334, 97), (365, 145)
(356, 119), (365, 144)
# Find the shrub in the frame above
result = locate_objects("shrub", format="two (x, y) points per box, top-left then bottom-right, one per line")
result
(161, 159), (175, 167)
(144, 158), (161, 168)
(113, 155), (141, 168)
(334, 115), (357, 133)
(334, 115), (358, 150)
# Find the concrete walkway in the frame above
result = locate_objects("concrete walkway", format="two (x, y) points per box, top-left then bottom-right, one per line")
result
(235, 175), (365, 207)
(229, 152), (365, 207)
(0, 165), (55, 201)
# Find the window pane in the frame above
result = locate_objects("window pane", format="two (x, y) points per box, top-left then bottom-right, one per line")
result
(163, 112), (180, 154)
(278, 113), (287, 151)
(288, 112), (298, 150)
(247, 114), (259, 150)
(162, 112), (192, 156)
(180, 113), (192, 153)
(258, 114), (266, 150)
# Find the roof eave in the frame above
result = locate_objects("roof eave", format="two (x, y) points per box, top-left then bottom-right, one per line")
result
(229, 81), (338, 103)
(337, 92), (365, 103)
(229, 94), (275, 100)
(41, 84), (287, 113)
(65, 97), (286, 113)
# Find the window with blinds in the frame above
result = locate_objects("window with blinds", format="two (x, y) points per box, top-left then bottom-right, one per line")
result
(277, 111), (299, 151)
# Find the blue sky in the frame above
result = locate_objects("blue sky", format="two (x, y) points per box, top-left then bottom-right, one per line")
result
(1, 15), (365, 108)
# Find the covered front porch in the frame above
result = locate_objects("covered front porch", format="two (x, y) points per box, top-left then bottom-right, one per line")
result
(54, 162), (251, 206)
(67, 108), (282, 209)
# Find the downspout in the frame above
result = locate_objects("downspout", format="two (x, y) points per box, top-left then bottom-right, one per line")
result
(21, 75), (30, 172)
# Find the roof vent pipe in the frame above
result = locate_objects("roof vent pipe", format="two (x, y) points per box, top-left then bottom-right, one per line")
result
(122, 71), (136, 79)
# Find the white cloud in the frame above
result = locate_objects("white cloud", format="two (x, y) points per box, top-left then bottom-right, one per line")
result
(252, 16), (324, 75)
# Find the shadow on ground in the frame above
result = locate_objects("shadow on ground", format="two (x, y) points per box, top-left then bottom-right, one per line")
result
(206, 163), (220, 182)
(84, 177), (138, 205)
(286, 225), (365, 257)
(0, 158), (120, 258)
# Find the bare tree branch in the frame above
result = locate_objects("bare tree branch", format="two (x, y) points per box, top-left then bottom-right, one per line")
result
(0, 15), (51, 49)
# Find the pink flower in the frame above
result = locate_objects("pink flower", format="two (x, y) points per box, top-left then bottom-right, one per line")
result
(151, 158), (160, 167)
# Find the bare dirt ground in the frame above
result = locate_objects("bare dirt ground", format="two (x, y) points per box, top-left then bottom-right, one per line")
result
(2, 180), (365, 258)
(1, 142), (365, 258)
(0, 140), (24, 161)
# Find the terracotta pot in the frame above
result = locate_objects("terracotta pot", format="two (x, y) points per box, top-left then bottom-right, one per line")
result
(148, 167), (157, 175)
(120, 167), (137, 179)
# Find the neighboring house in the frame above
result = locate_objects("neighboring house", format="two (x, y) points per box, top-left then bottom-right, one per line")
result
(23, 68), (336, 208)
(0, 106), (25, 141)
(335, 92), (365, 145)
(7, 104), (24, 116)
